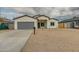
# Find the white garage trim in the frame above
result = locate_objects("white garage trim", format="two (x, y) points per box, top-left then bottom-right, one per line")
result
(14, 16), (37, 30)
(14, 21), (17, 30)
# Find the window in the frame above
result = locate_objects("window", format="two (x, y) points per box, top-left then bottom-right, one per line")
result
(76, 20), (79, 25)
(50, 22), (54, 26)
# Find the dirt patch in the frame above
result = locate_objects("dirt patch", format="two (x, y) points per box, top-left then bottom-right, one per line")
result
(22, 29), (79, 52)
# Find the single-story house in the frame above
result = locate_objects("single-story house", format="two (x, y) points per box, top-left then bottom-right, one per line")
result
(13, 15), (59, 30)
(59, 17), (79, 29)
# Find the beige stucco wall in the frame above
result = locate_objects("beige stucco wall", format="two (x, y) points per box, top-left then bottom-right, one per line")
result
(64, 22), (72, 28)
(8, 23), (14, 29)
(47, 19), (58, 29)
(37, 16), (49, 20)
(64, 23), (70, 28)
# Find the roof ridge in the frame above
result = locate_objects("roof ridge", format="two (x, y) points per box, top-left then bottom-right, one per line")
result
(13, 15), (34, 20)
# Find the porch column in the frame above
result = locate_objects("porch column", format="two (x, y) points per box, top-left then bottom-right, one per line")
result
(14, 21), (17, 30)
(40, 22), (41, 28)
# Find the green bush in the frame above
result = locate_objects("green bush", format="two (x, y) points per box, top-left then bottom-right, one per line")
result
(0, 23), (9, 30)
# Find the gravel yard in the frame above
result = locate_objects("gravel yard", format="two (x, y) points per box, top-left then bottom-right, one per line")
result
(22, 29), (79, 52)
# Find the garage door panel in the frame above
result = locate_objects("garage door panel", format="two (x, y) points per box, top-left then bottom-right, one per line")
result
(18, 22), (34, 29)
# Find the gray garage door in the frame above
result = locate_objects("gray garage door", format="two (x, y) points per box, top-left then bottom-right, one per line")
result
(17, 22), (34, 29)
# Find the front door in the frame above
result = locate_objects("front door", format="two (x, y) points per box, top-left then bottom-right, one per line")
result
(41, 22), (45, 28)
(38, 22), (46, 29)
(38, 20), (47, 29)
(38, 23), (40, 28)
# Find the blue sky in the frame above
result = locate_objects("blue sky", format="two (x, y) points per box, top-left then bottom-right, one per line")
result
(0, 7), (23, 20)
(0, 7), (79, 20)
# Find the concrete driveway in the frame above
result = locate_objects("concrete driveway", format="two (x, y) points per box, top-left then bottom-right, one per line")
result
(0, 30), (32, 52)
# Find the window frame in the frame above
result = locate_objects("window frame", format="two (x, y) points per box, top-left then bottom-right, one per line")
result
(50, 22), (55, 26)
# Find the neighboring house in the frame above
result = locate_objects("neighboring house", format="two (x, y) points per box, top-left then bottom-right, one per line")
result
(0, 18), (9, 30)
(0, 17), (14, 30)
(8, 21), (14, 30)
(13, 15), (59, 30)
(59, 17), (79, 29)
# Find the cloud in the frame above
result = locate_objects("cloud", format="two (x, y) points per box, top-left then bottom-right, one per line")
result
(12, 7), (36, 16)
(0, 12), (23, 19)
(12, 7), (79, 17)
(1, 7), (79, 20)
